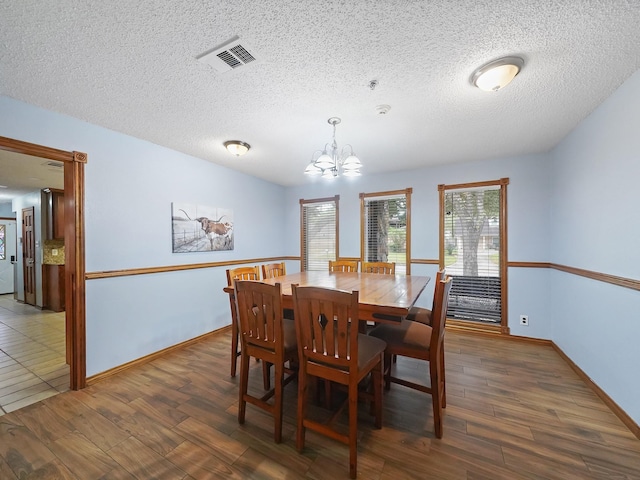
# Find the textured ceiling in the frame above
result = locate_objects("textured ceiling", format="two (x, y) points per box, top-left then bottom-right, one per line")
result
(1, 1), (640, 187)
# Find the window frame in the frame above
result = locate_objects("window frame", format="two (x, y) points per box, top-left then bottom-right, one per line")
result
(359, 188), (412, 275)
(438, 178), (509, 334)
(0, 224), (5, 260)
(299, 195), (339, 272)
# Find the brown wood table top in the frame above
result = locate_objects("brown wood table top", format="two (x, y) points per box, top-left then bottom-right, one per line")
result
(226, 271), (431, 323)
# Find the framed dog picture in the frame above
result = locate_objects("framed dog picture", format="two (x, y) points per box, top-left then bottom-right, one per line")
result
(171, 203), (234, 252)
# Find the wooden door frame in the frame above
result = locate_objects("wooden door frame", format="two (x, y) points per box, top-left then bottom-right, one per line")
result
(21, 206), (36, 305)
(0, 135), (86, 390)
(438, 178), (510, 335)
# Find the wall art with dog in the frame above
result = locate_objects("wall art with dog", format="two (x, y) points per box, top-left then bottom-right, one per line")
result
(171, 203), (234, 252)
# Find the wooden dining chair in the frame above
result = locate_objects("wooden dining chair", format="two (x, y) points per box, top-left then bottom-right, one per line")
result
(226, 266), (261, 378)
(390, 269), (446, 361)
(368, 276), (453, 438)
(292, 284), (385, 479)
(361, 261), (395, 275)
(262, 261), (286, 279)
(261, 261), (291, 388)
(328, 259), (359, 272)
(235, 280), (297, 443)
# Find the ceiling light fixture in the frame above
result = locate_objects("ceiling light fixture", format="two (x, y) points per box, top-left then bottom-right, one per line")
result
(471, 56), (524, 92)
(304, 117), (362, 178)
(224, 140), (251, 156)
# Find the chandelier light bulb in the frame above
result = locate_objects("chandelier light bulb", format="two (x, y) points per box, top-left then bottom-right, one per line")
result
(315, 151), (334, 169)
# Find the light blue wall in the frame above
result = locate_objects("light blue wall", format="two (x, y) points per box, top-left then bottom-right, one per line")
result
(284, 153), (553, 339)
(0, 203), (15, 217)
(0, 96), (286, 376)
(549, 68), (640, 424)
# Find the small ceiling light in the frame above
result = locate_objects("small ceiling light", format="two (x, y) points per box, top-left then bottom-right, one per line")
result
(224, 140), (250, 156)
(471, 56), (524, 92)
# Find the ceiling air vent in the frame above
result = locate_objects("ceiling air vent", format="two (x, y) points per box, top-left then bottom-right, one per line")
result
(197, 36), (260, 73)
(43, 160), (64, 173)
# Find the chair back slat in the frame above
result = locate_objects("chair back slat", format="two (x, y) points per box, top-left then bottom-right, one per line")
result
(310, 299), (328, 356)
(362, 261), (395, 275)
(292, 285), (359, 372)
(235, 281), (283, 354)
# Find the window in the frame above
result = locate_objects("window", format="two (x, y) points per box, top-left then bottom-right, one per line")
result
(439, 179), (508, 331)
(0, 224), (5, 260)
(360, 188), (412, 274)
(300, 195), (339, 271)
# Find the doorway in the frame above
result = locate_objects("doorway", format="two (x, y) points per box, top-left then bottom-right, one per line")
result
(0, 220), (17, 295)
(21, 206), (36, 305)
(439, 178), (509, 334)
(0, 136), (86, 390)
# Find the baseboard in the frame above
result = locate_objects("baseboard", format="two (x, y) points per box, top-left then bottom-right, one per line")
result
(446, 320), (503, 335)
(550, 341), (640, 440)
(86, 325), (231, 385)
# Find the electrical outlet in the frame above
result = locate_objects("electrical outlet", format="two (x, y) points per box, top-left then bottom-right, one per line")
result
(519, 314), (529, 326)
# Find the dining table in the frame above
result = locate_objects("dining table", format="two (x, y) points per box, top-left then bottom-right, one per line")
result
(225, 270), (431, 324)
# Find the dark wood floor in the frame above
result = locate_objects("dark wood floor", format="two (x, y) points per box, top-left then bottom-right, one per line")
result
(0, 328), (638, 479)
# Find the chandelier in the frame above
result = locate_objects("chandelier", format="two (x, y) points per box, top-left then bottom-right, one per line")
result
(304, 117), (362, 178)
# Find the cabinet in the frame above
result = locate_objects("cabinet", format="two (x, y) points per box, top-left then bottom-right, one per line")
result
(43, 264), (65, 312)
(44, 188), (65, 240)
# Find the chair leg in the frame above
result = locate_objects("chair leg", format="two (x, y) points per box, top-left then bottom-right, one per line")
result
(263, 361), (272, 390)
(440, 346), (446, 408)
(383, 351), (392, 391)
(348, 381), (358, 479)
(231, 311), (239, 377)
(273, 362), (284, 443)
(324, 379), (332, 409)
(296, 365), (307, 453)
(373, 356), (383, 429)
(238, 351), (250, 425)
(430, 355), (444, 438)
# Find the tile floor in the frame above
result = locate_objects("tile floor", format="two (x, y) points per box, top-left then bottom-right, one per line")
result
(0, 294), (69, 414)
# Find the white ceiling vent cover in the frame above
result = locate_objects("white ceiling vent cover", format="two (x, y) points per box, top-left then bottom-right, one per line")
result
(197, 36), (260, 73)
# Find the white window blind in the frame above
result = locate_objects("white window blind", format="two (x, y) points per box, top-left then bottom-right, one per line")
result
(301, 197), (338, 271)
(362, 192), (409, 274)
(443, 186), (502, 323)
